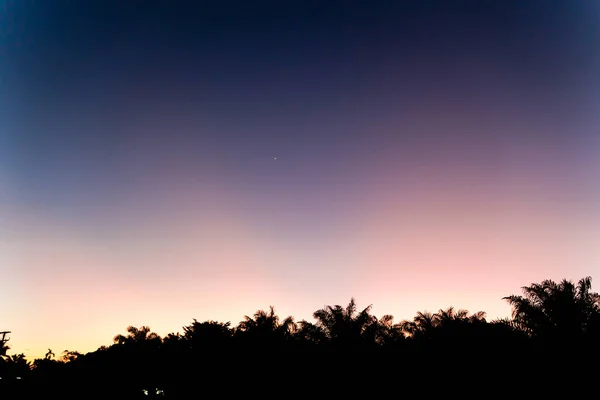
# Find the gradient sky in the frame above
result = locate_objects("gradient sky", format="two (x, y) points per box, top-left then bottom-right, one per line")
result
(1, 1), (600, 358)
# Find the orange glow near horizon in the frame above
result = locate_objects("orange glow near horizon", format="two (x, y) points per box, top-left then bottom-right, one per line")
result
(3, 175), (598, 361)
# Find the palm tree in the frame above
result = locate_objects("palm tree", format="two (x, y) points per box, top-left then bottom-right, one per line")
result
(44, 349), (55, 360)
(503, 276), (600, 348)
(235, 306), (296, 349)
(111, 326), (163, 392)
(113, 326), (161, 345)
(399, 311), (437, 338)
(436, 307), (470, 323)
(373, 314), (405, 349)
(295, 319), (328, 347)
(468, 311), (487, 324)
(434, 307), (487, 329)
(299, 298), (378, 350)
(398, 307), (489, 351)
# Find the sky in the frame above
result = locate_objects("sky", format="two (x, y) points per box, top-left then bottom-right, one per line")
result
(1, 0), (600, 358)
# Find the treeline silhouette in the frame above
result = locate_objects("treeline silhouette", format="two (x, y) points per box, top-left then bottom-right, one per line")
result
(2, 276), (599, 398)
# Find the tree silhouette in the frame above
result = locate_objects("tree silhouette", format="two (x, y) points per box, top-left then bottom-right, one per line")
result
(372, 314), (406, 350)
(180, 319), (233, 359)
(235, 306), (296, 350)
(400, 311), (437, 337)
(2, 353), (31, 379)
(7, 353), (30, 367)
(44, 348), (55, 360)
(61, 350), (81, 363)
(4, 275), (600, 398)
(398, 310), (437, 351)
(503, 276), (600, 349)
(111, 326), (163, 393)
(183, 320), (232, 347)
(434, 307), (487, 329)
(299, 298), (378, 350)
(398, 307), (492, 352)
(113, 326), (161, 345)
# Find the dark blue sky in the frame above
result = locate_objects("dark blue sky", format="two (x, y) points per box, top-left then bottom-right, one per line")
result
(5, 1), (599, 195)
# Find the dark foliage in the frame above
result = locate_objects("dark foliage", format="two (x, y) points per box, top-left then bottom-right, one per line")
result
(1, 276), (599, 398)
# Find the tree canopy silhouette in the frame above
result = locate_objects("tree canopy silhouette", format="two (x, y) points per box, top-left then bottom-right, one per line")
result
(2, 276), (599, 399)
(503, 276), (600, 349)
